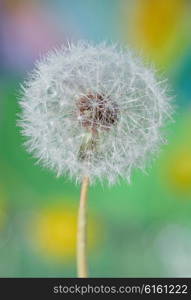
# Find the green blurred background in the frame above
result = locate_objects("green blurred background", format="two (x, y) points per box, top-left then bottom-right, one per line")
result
(1, 0), (191, 277)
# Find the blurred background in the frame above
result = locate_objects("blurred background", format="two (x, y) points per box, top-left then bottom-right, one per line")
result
(1, 0), (191, 277)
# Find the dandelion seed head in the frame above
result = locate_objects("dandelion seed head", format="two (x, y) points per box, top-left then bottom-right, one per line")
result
(18, 41), (173, 184)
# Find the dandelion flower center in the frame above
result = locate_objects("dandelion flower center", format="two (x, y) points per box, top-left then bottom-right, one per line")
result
(76, 93), (119, 133)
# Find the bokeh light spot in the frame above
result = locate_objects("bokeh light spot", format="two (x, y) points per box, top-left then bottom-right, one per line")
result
(166, 149), (191, 192)
(31, 202), (102, 261)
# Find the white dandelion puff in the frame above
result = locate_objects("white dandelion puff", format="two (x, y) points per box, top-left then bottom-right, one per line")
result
(18, 41), (172, 185)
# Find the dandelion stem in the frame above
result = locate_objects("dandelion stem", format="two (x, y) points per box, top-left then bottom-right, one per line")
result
(77, 175), (89, 277)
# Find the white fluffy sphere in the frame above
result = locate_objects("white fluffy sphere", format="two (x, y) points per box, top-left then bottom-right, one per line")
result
(19, 41), (172, 184)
